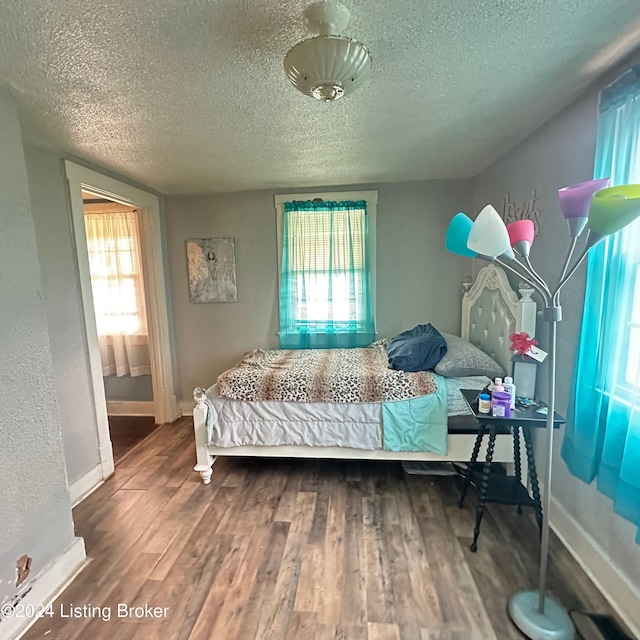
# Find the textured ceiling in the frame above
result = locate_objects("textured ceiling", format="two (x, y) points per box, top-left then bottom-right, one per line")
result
(1, 0), (640, 194)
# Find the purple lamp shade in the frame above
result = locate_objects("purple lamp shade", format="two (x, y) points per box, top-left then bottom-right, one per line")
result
(507, 220), (535, 258)
(558, 178), (610, 237)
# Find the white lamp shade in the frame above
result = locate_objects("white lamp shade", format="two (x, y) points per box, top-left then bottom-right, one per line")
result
(283, 35), (372, 102)
(467, 205), (514, 259)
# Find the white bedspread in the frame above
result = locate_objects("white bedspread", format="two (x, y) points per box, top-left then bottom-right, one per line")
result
(204, 375), (490, 448)
(205, 384), (382, 449)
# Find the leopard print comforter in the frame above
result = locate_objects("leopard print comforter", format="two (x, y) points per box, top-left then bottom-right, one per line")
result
(216, 343), (437, 403)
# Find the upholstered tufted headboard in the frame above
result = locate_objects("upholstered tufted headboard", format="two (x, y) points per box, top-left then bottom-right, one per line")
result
(461, 264), (537, 375)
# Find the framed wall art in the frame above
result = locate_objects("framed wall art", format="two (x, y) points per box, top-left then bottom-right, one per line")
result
(186, 237), (237, 303)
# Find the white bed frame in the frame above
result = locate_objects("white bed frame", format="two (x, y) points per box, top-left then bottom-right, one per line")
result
(192, 264), (537, 484)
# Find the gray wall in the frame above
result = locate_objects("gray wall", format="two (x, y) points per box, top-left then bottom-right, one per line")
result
(25, 143), (102, 484)
(0, 89), (76, 603)
(166, 180), (473, 401)
(24, 143), (171, 482)
(104, 374), (154, 402)
(474, 81), (640, 596)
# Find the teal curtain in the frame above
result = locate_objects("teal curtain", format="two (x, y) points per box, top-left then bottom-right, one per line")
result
(279, 200), (375, 349)
(562, 65), (640, 543)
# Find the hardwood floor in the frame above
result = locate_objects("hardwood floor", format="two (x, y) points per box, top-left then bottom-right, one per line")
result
(23, 417), (624, 640)
(108, 415), (159, 463)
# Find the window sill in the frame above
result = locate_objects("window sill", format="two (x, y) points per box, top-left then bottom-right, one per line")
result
(595, 386), (640, 411)
(98, 333), (149, 346)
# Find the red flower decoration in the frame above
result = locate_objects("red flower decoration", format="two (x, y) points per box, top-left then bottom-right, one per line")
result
(509, 331), (538, 355)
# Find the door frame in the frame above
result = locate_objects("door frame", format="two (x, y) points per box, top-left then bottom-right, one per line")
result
(65, 161), (178, 479)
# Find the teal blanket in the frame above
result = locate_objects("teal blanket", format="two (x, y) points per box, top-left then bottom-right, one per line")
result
(382, 374), (448, 454)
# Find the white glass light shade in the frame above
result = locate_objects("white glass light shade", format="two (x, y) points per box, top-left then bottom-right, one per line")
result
(283, 35), (372, 102)
(467, 205), (515, 259)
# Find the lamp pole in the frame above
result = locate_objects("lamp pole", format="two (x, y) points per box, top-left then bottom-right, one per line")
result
(504, 262), (575, 640)
(446, 181), (640, 640)
(539, 305), (559, 612)
(476, 246), (572, 636)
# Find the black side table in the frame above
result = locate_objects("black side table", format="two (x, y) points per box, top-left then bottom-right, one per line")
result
(457, 389), (565, 552)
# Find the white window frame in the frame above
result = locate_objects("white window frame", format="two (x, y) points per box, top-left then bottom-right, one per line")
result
(616, 260), (640, 391)
(274, 190), (378, 329)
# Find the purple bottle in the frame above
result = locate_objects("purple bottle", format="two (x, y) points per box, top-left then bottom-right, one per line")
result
(491, 391), (511, 418)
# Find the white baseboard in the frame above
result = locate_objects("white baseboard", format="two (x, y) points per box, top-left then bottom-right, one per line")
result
(99, 441), (115, 479)
(106, 400), (154, 416)
(168, 394), (180, 422)
(5, 537), (86, 640)
(550, 496), (640, 638)
(68, 463), (104, 506)
(178, 400), (194, 418)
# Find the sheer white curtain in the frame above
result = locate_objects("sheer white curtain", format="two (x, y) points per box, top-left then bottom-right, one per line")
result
(84, 210), (151, 377)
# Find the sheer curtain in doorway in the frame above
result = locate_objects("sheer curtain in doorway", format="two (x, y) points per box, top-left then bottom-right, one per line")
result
(84, 210), (151, 377)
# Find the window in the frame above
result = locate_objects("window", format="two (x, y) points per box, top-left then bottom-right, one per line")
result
(85, 211), (147, 337)
(275, 191), (377, 349)
(562, 65), (640, 541)
(84, 209), (151, 378)
(616, 218), (640, 388)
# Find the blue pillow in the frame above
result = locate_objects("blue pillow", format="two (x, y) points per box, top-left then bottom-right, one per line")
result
(387, 324), (448, 372)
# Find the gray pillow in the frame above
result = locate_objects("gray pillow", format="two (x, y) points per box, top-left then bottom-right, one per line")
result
(434, 333), (505, 378)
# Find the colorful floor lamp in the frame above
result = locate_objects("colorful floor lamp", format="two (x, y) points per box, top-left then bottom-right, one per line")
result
(446, 180), (640, 640)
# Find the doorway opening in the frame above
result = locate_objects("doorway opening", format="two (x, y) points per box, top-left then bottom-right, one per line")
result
(66, 161), (178, 502)
(82, 191), (159, 463)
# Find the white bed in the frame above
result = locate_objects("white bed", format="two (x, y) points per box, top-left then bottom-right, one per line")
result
(192, 264), (536, 484)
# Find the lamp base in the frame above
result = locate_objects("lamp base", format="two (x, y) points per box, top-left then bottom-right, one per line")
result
(509, 591), (575, 640)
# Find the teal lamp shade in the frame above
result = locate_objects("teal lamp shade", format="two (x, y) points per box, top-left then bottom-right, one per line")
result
(587, 184), (640, 238)
(468, 205), (515, 260)
(445, 212), (477, 258)
(507, 220), (535, 258)
(558, 178), (610, 237)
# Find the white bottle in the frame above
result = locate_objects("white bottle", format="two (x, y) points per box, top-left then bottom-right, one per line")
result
(503, 376), (516, 409)
(493, 377), (504, 392)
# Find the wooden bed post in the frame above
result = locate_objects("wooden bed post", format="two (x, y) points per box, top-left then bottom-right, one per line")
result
(515, 282), (537, 338)
(193, 387), (215, 484)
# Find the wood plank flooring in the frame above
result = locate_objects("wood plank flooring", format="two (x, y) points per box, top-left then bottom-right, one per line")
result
(108, 415), (159, 463)
(23, 417), (625, 640)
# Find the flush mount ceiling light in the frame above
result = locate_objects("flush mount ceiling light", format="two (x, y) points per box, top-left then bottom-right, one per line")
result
(283, 1), (372, 102)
